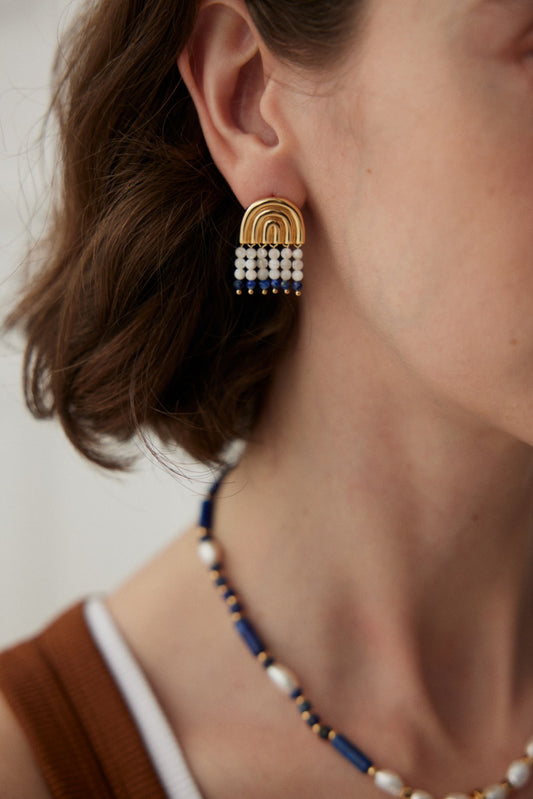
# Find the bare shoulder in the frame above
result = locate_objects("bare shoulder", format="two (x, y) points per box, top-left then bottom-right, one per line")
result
(0, 691), (52, 798)
(106, 525), (207, 673)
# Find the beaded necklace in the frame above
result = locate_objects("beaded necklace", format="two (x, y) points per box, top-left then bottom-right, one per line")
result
(196, 474), (533, 799)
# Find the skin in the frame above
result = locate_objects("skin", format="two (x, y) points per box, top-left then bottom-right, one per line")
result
(6, 0), (533, 796)
(0, 693), (52, 798)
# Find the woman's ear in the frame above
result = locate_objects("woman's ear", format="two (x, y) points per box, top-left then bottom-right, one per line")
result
(177, 0), (305, 209)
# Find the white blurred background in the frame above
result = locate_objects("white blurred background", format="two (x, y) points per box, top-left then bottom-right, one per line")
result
(0, 0), (212, 648)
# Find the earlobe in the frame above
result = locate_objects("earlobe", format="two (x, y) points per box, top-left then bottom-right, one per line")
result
(177, 0), (305, 209)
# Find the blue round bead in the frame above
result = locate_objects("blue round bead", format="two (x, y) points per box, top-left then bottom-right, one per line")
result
(246, 280), (256, 290)
(271, 279), (281, 289)
(293, 281), (303, 291)
(281, 281), (291, 291)
(234, 279), (244, 290)
(259, 280), (270, 291)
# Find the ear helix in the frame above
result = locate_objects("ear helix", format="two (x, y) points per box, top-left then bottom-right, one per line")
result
(233, 198), (305, 296)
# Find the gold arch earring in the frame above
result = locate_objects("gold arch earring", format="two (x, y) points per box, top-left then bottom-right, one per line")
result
(234, 198), (306, 296)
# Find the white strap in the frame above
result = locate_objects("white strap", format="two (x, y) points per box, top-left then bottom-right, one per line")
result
(84, 596), (204, 799)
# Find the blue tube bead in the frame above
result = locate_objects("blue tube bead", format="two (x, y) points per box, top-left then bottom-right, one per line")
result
(235, 618), (265, 656)
(331, 734), (373, 774)
(208, 477), (223, 497)
(199, 499), (213, 529)
(291, 688), (303, 700)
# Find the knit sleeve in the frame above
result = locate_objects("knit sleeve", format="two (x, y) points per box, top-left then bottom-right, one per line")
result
(0, 603), (168, 799)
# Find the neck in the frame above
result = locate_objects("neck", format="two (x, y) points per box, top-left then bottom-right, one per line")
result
(214, 294), (533, 765)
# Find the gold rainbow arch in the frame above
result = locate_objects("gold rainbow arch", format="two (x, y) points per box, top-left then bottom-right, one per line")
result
(240, 198), (305, 247)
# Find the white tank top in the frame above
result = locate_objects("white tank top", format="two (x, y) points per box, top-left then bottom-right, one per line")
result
(84, 596), (204, 799)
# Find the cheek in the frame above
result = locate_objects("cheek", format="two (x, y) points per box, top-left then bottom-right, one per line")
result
(323, 51), (533, 420)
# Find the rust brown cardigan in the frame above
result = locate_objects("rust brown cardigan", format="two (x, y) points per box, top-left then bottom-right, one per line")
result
(0, 603), (167, 798)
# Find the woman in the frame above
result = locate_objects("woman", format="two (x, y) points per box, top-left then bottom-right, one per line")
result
(2, 0), (533, 796)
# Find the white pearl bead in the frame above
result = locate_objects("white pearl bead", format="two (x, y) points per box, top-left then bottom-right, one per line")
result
(526, 737), (533, 758)
(269, 248), (280, 259)
(266, 663), (300, 695)
(246, 248), (257, 259)
(234, 258), (246, 269)
(245, 259), (256, 270)
(281, 248), (292, 259)
(280, 258), (292, 269)
(235, 247), (246, 259)
(269, 269), (281, 280)
(483, 785), (509, 799)
(257, 247), (268, 259)
(292, 270), (304, 282)
(293, 248), (303, 259)
(246, 270), (257, 281)
(257, 258), (268, 270)
(281, 270), (292, 281)
(258, 269), (269, 281)
(507, 759), (531, 788)
(197, 539), (222, 568)
(374, 770), (404, 796)
(411, 791), (434, 799)
(234, 268), (245, 280)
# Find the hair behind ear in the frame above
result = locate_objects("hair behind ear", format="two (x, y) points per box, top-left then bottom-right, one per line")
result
(7, 0), (299, 468)
(7, 0), (362, 468)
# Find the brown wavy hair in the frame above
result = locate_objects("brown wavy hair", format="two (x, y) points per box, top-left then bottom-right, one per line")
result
(8, 0), (362, 469)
